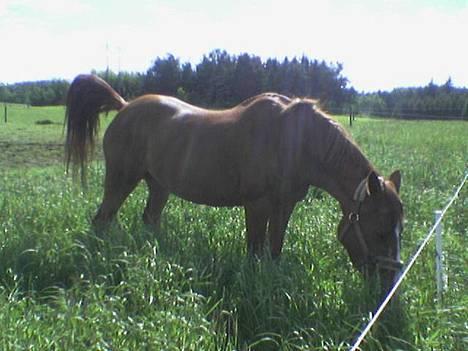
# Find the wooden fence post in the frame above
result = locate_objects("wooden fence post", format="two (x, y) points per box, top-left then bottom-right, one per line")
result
(4, 104), (7, 123)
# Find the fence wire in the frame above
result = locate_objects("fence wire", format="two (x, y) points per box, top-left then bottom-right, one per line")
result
(349, 171), (468, 351)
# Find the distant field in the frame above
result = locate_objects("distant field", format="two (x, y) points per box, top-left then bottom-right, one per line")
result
(0, 104), (65, 168)
(0, 104), (467, 350)
(0, 104), (116, 168)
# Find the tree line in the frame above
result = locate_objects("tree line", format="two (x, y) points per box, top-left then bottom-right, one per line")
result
(0, 50), (351, 108)
(0, 80), (69, 106)
(1, 50), (467, 119)
(355, 78), (468, 119)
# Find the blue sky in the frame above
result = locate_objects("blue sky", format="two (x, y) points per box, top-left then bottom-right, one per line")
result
(1, 0), (467, 91)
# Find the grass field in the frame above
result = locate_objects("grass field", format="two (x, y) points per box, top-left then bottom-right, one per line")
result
(0, 103), (467, 350)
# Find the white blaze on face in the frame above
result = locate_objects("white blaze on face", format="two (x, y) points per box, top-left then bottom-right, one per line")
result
(395, 220), (403, 261)
(392, 219), (403, 284)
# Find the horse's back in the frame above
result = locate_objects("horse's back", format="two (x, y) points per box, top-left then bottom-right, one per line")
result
(107, 92), (288, 132)
(103, 95), (213, 157)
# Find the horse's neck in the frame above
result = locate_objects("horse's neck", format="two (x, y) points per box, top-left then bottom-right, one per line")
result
(314, 159), (372, 213)
(309, 134), (373, 213)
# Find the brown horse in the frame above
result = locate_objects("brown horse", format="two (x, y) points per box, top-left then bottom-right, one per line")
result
(65, 74), (404, 293)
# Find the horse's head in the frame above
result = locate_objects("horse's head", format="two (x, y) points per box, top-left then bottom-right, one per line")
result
(338, 170), (403, 296)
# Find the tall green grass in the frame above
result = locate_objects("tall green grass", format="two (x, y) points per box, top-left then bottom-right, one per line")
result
(0, 108), (467, 350)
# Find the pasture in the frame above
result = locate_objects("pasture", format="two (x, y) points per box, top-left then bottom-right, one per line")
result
(0, 104), (467, 350)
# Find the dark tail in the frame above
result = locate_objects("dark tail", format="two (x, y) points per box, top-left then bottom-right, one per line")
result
(64, 74), (127, 183)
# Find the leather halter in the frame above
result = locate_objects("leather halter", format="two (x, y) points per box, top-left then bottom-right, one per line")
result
(338, 178), (403, 272)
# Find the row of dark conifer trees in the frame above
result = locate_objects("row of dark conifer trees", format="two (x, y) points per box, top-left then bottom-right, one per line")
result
(0, 50), (349, 108)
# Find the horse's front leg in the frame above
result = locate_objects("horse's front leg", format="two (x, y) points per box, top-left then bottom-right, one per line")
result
(268, 202), (296, 258)
(244, 198), (271, 257)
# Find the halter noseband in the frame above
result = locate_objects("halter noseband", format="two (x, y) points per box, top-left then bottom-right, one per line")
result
(338, 178), (403, 272)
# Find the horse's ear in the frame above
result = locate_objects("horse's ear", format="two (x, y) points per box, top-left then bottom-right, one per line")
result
(367, 171), (384, 195)
(389, 170), (401, 193)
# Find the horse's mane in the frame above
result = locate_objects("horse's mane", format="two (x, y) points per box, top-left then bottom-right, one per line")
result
(239, 92), (292, 107)
(238, 94), (372, 174)
(288, 98), (373, 173)
(319, 107), (373, 173)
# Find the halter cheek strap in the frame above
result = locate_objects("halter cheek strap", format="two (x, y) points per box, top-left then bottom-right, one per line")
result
(353, 177), (369, 202)
(339, 178), (403, 272)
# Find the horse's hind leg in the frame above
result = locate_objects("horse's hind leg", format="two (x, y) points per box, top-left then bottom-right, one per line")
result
(93, 166), (141, 227)
(244, 198), (271, 257)
(143, 175), (169, 231)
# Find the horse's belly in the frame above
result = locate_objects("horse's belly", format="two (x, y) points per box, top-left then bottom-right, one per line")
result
(172, 182), (243, 207)
(176, 191), (243, 207)
(146, 123), (269, 206)
(150, 161), (242, 206)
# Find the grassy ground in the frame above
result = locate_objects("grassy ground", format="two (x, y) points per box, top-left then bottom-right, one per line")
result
(0, 104), (467, 350)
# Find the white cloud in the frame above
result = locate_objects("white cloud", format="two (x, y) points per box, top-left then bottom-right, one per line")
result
(348, 2), (466, 90)
(3, 0), (91, 16)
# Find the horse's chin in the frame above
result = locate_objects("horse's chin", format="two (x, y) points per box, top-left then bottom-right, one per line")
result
(374, 270), (402, 302)
(382, 270), (402, 296)
(358, 266), (400, 301)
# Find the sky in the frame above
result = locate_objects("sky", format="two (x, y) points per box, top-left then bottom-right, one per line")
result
(1, 0), (467, 92)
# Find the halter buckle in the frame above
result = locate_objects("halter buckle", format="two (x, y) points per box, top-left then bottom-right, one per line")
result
(348, 212), (359, 223)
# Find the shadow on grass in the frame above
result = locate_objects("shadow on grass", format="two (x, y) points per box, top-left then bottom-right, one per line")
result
(0, 219), (152, 297)
(152, 223), (414, 351)
(0, 217), (412, 350)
